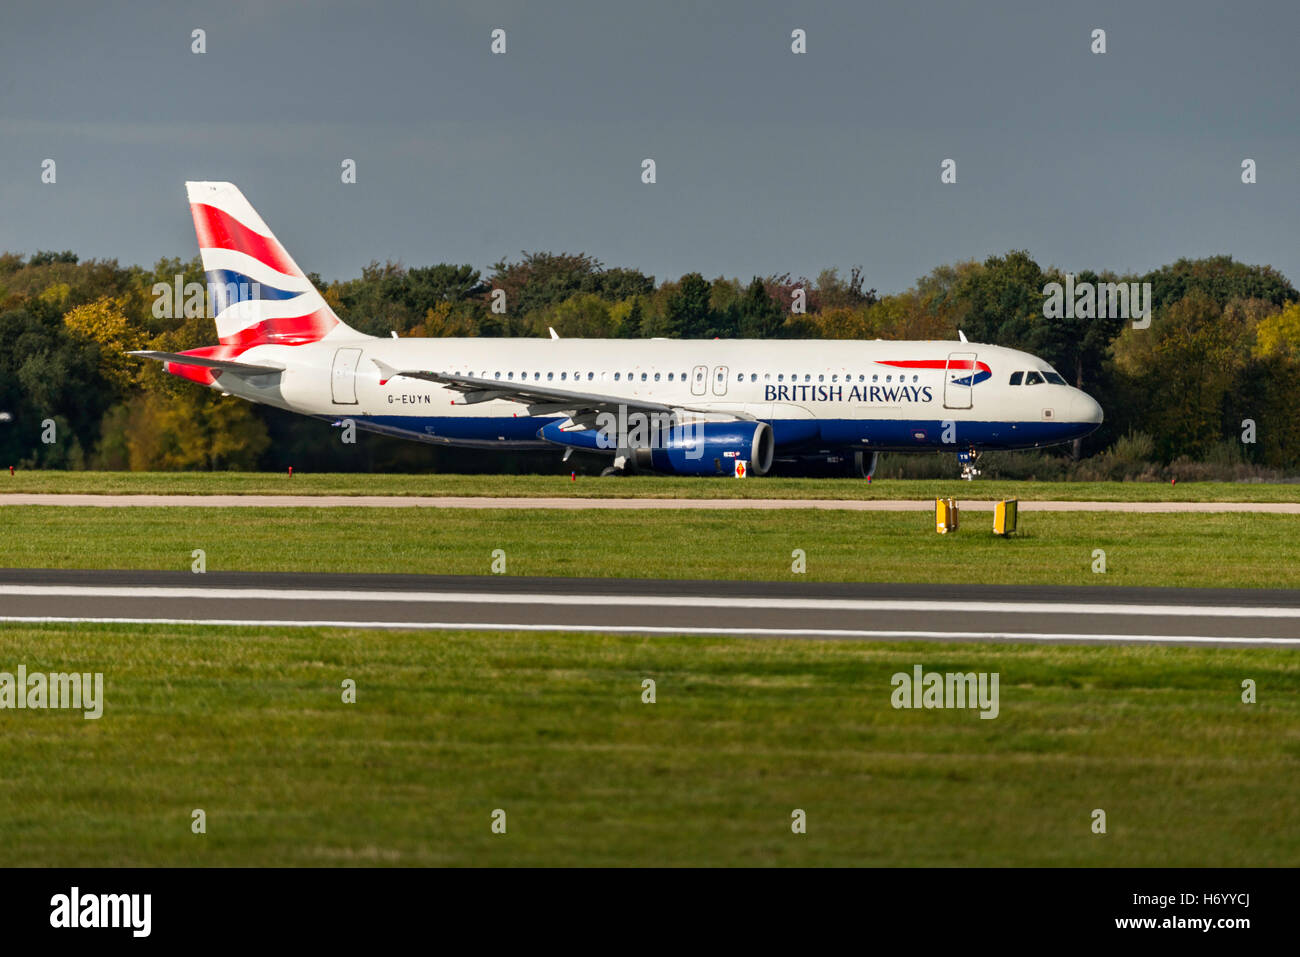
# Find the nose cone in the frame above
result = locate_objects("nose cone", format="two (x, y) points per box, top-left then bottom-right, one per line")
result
(1071, 390), (1103, 425)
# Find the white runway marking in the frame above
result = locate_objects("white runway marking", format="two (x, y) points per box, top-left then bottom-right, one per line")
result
(3, 616), (1298, 645)
(2, 494), (1299, 513)
(2, 583), (1299, 619)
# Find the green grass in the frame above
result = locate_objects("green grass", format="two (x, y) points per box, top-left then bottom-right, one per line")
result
(2, 505), (1299, 588)
(0, 624), (1295, 867)
(2, 470), (1299, 501)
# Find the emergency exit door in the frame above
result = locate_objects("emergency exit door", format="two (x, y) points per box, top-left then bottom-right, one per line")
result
(943, 351), (977, 410)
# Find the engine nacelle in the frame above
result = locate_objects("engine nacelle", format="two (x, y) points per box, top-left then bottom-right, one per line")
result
(538, 419), (775, 476)
(636, 421), (774, 476)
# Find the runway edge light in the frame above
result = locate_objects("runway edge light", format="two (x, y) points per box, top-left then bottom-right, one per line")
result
(994, 499), (1018, 536)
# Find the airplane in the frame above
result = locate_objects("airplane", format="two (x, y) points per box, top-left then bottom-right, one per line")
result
(131, 182), (1103, 479)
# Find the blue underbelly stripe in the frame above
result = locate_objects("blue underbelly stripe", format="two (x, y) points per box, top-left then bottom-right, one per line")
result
(338, 415), (1098, 450)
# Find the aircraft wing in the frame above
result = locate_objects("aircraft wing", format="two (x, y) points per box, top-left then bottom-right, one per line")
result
(129, 351), (285, 375)
(371, 358), (751, 423)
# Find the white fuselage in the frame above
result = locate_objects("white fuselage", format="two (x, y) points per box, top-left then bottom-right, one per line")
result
(214, 334), (1103, 457)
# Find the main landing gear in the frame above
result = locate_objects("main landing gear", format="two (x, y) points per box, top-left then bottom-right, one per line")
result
(958, 448), (981, 481)
(847, 450), (880, 479)
(600, 450), (632, 477)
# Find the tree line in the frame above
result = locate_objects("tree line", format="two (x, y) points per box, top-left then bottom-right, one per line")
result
(0, 247), (1296, 474)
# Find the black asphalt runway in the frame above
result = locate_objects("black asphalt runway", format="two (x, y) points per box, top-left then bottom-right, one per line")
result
(2, 568), (1299, 647)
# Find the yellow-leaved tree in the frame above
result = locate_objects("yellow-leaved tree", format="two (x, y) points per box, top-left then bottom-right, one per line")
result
(63, 296), (146, 393)
(1254, 301), (1300, 359)
(123, 390), (269, 470)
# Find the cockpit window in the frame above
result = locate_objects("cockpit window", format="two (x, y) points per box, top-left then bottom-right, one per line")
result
(1008, 371), (1024, 386)
(1042, 371), (1067, 385)
(1024, 371), (1045, 386)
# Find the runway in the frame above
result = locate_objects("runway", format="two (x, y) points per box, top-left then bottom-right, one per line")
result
(3, 569), (1299, 646)
(2, 494), (1299, 512)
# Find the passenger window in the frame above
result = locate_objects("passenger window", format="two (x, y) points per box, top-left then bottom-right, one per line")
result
(547, 372), (553, 380)
(641, 373), (647, 381)
(751, 374), (758, 382)
(654, 373), (660, 381)
(614, 373), (621, 381)
(1009, 371), (1023, 385)
(1024, 371), (1044, 386)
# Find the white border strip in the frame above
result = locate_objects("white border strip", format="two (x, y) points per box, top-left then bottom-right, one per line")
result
(2, 616), (1297, 645)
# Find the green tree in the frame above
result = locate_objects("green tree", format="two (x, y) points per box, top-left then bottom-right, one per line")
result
(952, 250), (1046, 347)
(736, 277), (784, 338)
(1142, 256), (1297, 313)
(620, 298), (645, 338)
(1137, 294), (1250, 460)
(662, 272), (713, 338)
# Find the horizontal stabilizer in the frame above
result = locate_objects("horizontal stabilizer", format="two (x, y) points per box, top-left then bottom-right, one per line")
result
(128, 351), (284, 375)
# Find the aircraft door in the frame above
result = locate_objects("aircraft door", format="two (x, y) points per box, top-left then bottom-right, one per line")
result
(331, 347), (363, 404)
(691, 364), (707, 396)
(943, 351), (977, 410)
(712, 365), (729, 396)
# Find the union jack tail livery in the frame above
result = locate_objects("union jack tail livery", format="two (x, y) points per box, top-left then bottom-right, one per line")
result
(186, 181), (364, 348)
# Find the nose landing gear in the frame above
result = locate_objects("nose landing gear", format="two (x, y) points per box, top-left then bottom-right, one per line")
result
(958, 449), (981, 481)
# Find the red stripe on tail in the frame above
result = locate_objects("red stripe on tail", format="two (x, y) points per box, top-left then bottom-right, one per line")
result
(190, 203), (299, 277)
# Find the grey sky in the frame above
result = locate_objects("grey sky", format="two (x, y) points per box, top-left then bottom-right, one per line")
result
(1, 0), (1296, 293)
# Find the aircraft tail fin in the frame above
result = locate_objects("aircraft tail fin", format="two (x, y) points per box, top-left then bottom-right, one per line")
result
(185, 181), (368, 347)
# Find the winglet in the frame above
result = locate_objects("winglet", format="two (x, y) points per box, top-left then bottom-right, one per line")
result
(549, 327), (560, 340)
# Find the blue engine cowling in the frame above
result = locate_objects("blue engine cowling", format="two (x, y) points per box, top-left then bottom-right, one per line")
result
(538, 419), (775, 476)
